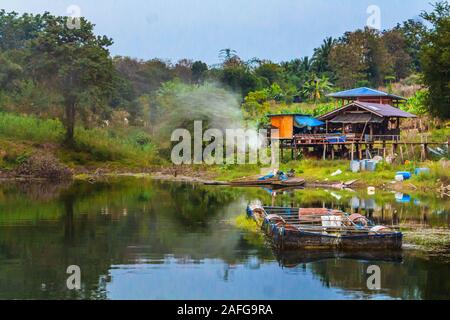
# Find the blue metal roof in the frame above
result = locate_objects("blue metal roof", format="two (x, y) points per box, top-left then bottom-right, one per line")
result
(327, 87), (406, 100)
(295, 116), (324, 127)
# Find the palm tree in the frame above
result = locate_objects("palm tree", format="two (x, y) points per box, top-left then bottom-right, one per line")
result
(299, 56), (313, 73)
(302, 75), (333, 102)
(312, 37), (336, 73)
(219, 48), (237, 61)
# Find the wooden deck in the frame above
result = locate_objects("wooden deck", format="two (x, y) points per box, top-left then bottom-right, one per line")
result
(277, 134), (449, 161)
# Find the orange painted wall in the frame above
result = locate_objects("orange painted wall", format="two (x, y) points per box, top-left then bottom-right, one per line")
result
(270, 116), (294, 139)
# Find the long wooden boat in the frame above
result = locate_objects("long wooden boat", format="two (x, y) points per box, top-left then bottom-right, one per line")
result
(228, 177), (305, 187)
(247, 204), (402, 250)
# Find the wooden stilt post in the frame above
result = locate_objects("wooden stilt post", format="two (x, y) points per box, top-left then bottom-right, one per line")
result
(399, 145), (404, 163)
(404, 142), (409, 159)
(351, 143), (354, 161)
(323, 144), (327, 160)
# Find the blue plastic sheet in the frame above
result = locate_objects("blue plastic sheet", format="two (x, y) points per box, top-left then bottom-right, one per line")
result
(295, 116), (324, 127)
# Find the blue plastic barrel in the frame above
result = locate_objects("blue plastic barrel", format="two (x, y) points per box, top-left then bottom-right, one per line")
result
(414, 168), (430, 175)
(366, 160), (377, 172)
(350, 161), (360, 173)
(396, 194), (411, 203)
(396, 171), (411, 180)
(360, 159), (368, 171)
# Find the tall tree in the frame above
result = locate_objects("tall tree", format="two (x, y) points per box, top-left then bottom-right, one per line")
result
(219, 48), (238, 62)
(0, 10), (48, 51)
(191, 60), (208, 84)
(395, 19), (428, 72)
(382, 29), (413, 80)
(329, 28), (394, 88)
(173, 58), (193, 83)
(254, 61), (282, 86)
(312, 37), (335, 74)
(26, 14), (115, 144)
(364, 28), (393, 87)
(420, 1), (450, 119)
(328, 31), (368, 88)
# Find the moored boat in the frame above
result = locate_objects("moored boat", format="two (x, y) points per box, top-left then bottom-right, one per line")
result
(247, 204), (402, 250)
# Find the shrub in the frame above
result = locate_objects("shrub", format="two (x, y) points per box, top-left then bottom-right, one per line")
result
(15, 153), (73, 180)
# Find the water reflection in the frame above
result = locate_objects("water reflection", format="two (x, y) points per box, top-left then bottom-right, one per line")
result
(0, 178), (448, 299)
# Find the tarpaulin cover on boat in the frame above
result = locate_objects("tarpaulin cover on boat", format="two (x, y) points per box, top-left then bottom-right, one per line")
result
(294, 116), (324, 127)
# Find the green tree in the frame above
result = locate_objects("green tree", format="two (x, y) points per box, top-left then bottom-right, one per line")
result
(302, 75), (333, 102)
(329, 28), (394, 88)
(173, 58), (193, 83)
(420, 1), (450, 119)
(26, 14), (115, 144)
(191, 60), (208, 83)
(254, 61), (282, 86)
(0, 10), (48, 51)
(0, 52), (22, 89)
(329, 31), (368, 88)
(382, 29), (413, 80)
(312, 37), (335, 74)
(365, 28), (393, 87)
(395, 19), (428, 72)
(219, 48), (238, 62)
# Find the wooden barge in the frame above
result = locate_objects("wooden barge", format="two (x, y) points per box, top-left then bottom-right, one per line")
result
(247, 204), (402, 251)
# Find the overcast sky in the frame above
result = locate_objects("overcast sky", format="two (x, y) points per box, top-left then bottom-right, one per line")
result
(0, 0), (431, 64)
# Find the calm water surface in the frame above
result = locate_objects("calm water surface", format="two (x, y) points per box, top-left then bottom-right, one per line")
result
(0, 178), (448, 299)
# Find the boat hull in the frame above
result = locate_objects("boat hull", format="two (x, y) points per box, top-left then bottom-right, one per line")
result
(274, 228), (403, 250)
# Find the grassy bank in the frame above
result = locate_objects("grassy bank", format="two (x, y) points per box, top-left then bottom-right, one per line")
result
(0, 112), (163, 172)
(0, 112), (448, 195)
(209, 159), (449, 192)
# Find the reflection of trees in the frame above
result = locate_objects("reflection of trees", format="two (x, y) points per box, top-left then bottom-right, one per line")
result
(305, 252), (450, 300)
(0, 180), (448, 299)
(0, 179), (255, 299)
(13, 181), (72, 201)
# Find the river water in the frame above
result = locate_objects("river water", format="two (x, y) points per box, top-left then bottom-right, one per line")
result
(0, 178), (448, 299)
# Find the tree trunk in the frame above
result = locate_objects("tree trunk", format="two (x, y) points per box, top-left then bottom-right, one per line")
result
(65, 100), (76, 145)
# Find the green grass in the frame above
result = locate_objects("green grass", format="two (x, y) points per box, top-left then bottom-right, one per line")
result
(231, 214), (265, 247)
(403, 228), (450, 251)
(0, 112), (63, 142)
(430, 127), (450, 143)
(206, 157), (449, 192)
(0, 112), (162, 170)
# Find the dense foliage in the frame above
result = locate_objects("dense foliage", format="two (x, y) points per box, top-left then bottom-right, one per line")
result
(420, 2), (450, 119)
(0, 1), (448, 164)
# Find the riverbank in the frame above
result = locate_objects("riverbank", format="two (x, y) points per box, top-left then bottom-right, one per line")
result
(2, 158), (449, 195)
(69, 158), (450, 194)
(1, 113), (449, 193)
